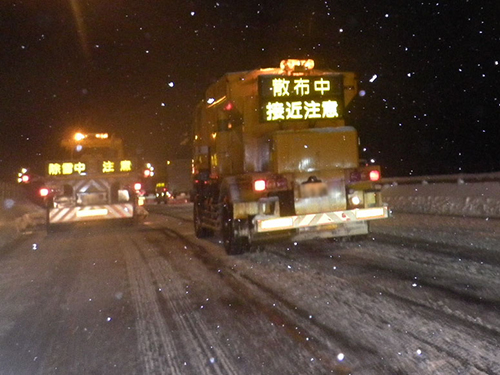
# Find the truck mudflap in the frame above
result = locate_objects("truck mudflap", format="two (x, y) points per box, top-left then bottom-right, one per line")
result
(254, 206), (389, 233)
(49, 203), (135, 224)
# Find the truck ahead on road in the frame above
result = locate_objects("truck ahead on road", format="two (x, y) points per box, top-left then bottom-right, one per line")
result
(192, 59), (389, 254)
(40, 132), (143, 230)
(166, 158), (192, 199)
(155, 159), (193, 204)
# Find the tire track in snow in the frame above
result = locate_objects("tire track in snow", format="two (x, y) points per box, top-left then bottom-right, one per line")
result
(150, 206), (500, 373)
(140, 217), (343, 374)
(268, 240), (500, 335)
(331, 240), (500, 332)
(374, 232), (500, 270)
(146, 255), (240, 375)
(260, 242), (500, 374)
(121, 236), (183, 375)
(156, 228), (369, 375)
(128, 231), (239, 375)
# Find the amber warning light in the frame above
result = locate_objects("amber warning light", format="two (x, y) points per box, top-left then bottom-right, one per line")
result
(74, 132), (86, 141)
(280, 59), (315, 72)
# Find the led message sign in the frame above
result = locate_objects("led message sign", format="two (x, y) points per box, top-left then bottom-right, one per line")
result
(47, 160), (134, 176)
(259, 75), (344, 122)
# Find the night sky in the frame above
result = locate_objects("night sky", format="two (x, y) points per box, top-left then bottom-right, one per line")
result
(0, 0), (498, 180)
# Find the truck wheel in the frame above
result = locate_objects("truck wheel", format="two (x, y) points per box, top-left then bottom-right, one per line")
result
(222, 203), (249, 255)
(194, 201), (214, 238)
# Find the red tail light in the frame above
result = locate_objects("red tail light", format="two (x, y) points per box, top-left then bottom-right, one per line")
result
(253, 176), (288, 192)
(253, 179), (266, 192)
(39, 188), (50, 197)
(369, 170), (381, 181)
(223, 102), (234, 111)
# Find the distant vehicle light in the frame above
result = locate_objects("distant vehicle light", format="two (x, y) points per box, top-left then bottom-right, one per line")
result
(369, 170), (381, 181)
(224, 102), (234, 111)
(134, 183), (142, 191)
(40, 188), (50, 197)
(254, 179), (266, 192)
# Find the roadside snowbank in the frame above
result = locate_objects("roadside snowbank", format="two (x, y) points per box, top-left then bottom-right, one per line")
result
(0, 197), (45, 248)
(382, 181), (500, 218)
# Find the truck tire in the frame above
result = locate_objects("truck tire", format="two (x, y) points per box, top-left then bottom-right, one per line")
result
(221, 202), (249, 255)
(194, 200), (214, 238)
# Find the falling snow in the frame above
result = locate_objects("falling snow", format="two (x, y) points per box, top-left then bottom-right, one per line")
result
(0, 0), (498, 179)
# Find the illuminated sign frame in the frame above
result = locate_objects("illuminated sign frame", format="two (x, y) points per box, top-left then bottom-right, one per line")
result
(47, 159), (134, 176)
(258, 74), (345, 123)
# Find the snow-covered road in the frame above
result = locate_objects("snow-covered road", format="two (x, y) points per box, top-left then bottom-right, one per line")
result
(0, 179), (499, 374)
(150, 204), (500, 374)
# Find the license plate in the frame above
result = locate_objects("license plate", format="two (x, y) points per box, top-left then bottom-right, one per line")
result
(299, 182), (328, 198)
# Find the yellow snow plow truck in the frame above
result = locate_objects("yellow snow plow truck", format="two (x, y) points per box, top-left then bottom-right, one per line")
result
(193, 59), (389, 254)
(40, 132), (142, 231)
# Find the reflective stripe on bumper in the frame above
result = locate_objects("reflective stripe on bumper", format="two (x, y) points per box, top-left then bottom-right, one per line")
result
(255, 206), (388, 233)
(49, 203), (134, 223)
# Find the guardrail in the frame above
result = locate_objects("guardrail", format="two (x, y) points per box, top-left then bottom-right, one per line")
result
(380, 171), (500, 218)
(380, 171), (500, 185)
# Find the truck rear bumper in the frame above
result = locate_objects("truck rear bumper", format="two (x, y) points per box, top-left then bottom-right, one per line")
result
(254, 206), (388, 233)
(49, 203), (135, 224)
